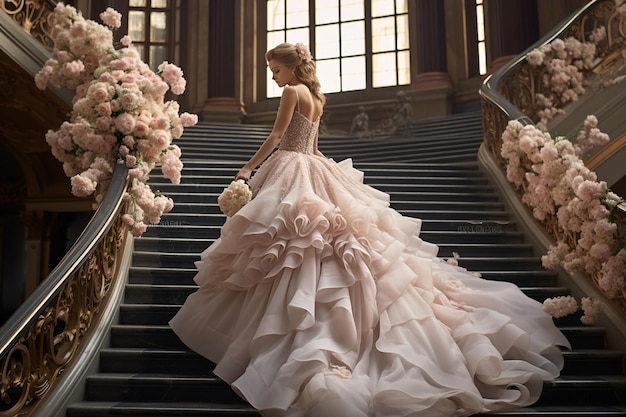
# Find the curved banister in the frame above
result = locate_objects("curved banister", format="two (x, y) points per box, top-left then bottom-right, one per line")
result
(478, 0), (626, 330)
(0, 163), (128, 354)
(479, 0), (625, 212)
(479, 1), (600, 127)
(0, 162), (130, 415)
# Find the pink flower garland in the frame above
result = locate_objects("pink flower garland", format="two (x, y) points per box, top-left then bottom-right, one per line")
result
(526, 36), (598, 130)
(502, 119), (625, 304)
(36, 3), (198, 236)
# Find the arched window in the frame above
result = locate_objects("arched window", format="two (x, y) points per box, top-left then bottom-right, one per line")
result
(266, 0), (410, 98)
(127, 0), (173, 71)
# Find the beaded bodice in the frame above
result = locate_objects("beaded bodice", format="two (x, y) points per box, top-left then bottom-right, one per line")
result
(278, 86), (320, 154)
(279, 111), (320, 154)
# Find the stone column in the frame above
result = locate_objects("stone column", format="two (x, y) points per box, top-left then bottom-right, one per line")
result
(536, 1), (588, 36)
(409, 0), (453, 118)
(199, 0), (245, 123)
(484, 0), (539, 72)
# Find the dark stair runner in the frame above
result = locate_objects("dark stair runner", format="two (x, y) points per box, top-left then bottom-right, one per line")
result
(66, 112), (626, 416)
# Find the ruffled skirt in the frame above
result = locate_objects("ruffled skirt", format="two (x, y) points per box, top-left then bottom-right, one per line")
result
(169, 151), (570, 417)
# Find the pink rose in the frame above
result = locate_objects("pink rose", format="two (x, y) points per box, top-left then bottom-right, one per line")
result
(100, 7), (122, 29)
(114, 113), (136, 135)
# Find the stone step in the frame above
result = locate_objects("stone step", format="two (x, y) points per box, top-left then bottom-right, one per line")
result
(108, 321), (606, 352)
(98, 346), (622, 379)
(126, 266), (559, 288)
(151, 182), (502, 199)
(474, 406), (626, 416)
(129, 251), (547, 272)
(133, 237), (533, 257)
(121, 283), (569, 306)
(159, 191), (502, 205)
(80, 372), (626, 405)
(159, 204), (513, 222)
(172, 171), (491, 184)
(66, 401), (260, 417)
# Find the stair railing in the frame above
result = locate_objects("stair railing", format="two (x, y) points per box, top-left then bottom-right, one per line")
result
(0, 163), (130, 417)
(479, 0), (626, 310)
(1, 0), (56, 50)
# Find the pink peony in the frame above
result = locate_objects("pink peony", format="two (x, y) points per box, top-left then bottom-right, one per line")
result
(114, 113), (136, 135)
(100, 7), (122, 29)
(180, 112), (198, 127)
(70, 173), (97, 197)
(543, 296), (578, 318)
(580, 297), (601, 325)
(161, 146), (183, 184)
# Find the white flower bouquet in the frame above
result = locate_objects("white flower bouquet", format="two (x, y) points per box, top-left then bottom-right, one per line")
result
(218, 180), (252, 217)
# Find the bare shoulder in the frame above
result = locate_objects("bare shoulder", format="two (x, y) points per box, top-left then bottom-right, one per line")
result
(281, 85), (297, 102)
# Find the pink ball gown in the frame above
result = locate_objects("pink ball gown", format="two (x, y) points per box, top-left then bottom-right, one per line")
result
(169, 104), (570, 417)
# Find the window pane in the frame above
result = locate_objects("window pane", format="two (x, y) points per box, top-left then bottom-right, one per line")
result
(341, 0), (364, 21)
(398, 50), (410, 85)
(151, 0), (167, 8)
(316, 0), (338, 25)
(267, 31), (285, 51)
(396, 14), (409, 50)
(266, 51), (286, 98)
(316, 24), (339, 59)
(267, 0), (285, 31)
(129, 11), (145, 42)
(396, 0), (407, 14)
(477, 4), (485, 41)
(151, 12), (167, 42)
(267, 69), (282, 98)
(286, 28), (308, 45)
(130, 0), (146, 6)
(372, 52), (396, 87)
(150, 45), (166, 71)
(286, 0), (308, 28)
(372, 16), (395, 53)
(478, 42), (487, 75)
(131, 44), (145, 60)
(341, 56), (365, 91)
(265, 0), (410, 95)
(372, 0), (394, 17)
(317, 59), (341, 93)
(341, 21), (364, 56)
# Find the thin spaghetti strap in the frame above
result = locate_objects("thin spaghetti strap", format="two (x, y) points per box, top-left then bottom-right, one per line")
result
(294, 87), (300, 113)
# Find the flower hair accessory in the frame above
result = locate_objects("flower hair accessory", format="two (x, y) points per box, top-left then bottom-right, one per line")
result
(295, 43), (312, 63)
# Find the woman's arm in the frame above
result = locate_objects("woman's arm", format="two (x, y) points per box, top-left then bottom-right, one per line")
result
(235, 87), (298, 180)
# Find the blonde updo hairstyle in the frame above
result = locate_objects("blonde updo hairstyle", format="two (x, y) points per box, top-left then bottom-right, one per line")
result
(266, 42), (326, 106)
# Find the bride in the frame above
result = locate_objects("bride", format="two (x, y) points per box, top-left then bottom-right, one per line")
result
(169, 42), (570, 417)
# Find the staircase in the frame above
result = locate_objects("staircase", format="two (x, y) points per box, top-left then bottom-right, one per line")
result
(65, 112), (626, 416)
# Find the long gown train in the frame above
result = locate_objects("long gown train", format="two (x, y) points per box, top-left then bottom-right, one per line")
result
(169, 110), (570, 417)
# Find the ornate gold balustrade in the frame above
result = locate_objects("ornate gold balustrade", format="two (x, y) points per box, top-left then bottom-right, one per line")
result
(0, 164), (130, 416)
(481, 0), (626, 167)
(480, 0), (626, 312)
(1, 0), (56, 50)
(1, 3), (135, 415)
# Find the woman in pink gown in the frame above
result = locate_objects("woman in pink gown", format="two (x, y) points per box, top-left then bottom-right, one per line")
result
(169, 42), (570, 417)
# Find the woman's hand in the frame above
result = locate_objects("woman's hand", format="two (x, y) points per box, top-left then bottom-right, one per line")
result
(235, 166), (252, 181)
